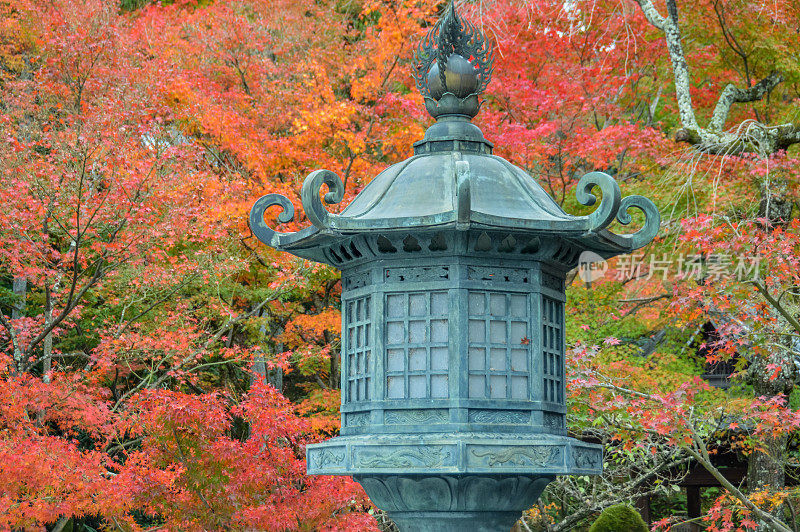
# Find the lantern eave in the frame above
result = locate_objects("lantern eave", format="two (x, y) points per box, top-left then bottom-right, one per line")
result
(257, 220), (657, 270)
(251, 151), (660, 264)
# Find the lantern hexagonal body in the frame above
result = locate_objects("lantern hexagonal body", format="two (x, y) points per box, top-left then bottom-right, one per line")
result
(307, 234), (600, 531)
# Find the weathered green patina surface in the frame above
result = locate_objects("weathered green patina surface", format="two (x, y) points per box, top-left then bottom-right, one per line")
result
(249, 3), (659, 530)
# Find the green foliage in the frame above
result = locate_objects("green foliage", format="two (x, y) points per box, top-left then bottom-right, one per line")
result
(0, 285), (21, 313)
(589, 504), (648, 532)
(119, 0), (150, 11)
(566, 281), (649, 344)
(649, 486), (688, 525)
(120, 0), (214, 11)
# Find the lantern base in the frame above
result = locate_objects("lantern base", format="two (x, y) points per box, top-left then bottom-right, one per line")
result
(388, 512), (525, 532)
(308, 433), (601, 531)
(307, 432), (602, 476)
(355, 474), (552, 532)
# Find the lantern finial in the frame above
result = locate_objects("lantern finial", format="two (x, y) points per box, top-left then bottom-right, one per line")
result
(412, 1), (494, 119)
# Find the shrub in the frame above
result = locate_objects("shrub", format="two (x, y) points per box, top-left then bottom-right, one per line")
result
(589, 504), (649, 532)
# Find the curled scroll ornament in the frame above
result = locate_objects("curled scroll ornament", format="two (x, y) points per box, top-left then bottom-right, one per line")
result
(248, 194), (295, 248)
(614, 195), (661, 250)
(248, 169), (345, 248)
(300, 169), (345, 230)
(575, 171), (621, 231)
(575, 171), (659, 249)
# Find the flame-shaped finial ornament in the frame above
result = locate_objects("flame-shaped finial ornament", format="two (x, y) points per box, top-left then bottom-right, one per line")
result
(412, 2), (494, 119)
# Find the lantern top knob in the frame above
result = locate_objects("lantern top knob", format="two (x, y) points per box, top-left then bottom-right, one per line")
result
(412, 2), (494, 120)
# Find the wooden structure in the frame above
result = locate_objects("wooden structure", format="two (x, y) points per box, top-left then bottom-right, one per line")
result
(636, 322), (749, 530)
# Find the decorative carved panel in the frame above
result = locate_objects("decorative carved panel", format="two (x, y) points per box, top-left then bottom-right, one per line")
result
(342, 270), (370, 291)
(467, 445), (561, 468)
(541, 271), (564, 292)
(467, 266), (529, 284)
(346, 412), (370, 427)
(310, 448), (346, 469)
(543, 412), (565, 430)
(385, 409), (448, 424)
(384, 266), (450, 283)
(468, 410), (530, 424)
(353, 445), (454, 469)
(572, 447), (603, 470)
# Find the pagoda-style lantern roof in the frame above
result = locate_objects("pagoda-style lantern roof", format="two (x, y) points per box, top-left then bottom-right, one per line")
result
(249, 4), (660, 531)
(250, 4), (659, 269)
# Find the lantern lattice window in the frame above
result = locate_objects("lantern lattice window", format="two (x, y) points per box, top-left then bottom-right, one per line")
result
(542, 296), (564, 404)
(345, 295), (372, 403)
(467, 291), (530, 400)
(385, 291), (449, 399)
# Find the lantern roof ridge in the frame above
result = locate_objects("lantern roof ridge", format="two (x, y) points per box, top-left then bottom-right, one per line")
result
(248, 3), (661, 265)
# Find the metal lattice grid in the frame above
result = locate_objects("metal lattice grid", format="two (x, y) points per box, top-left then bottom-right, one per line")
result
(467, 291), (530, 399)
(345, 295), (372, 402)
(385, 291), (449, 399)
(542, 296), (564, 403)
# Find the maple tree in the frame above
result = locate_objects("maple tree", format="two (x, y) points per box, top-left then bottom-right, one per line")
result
(0, 0), (798, 530)
(0, 0), (381, 528)
(469, 0), (800, 530)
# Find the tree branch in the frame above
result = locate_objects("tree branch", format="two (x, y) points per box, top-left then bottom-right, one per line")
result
(751, 281), (800, 335)
(620, 293), (672, 317)
(114, 273), (200, 338)
(634, 0), (796, 155)
(634, 0), (665, 30)
(112, 296), (278, 411)
(713, 0), (750, 85)
(686, 429), (793, 532)
(661, 0), (700, 133)
(710, 72), (784, 132)
(23, 256), (107, 361)
(549, 455), (692, 531)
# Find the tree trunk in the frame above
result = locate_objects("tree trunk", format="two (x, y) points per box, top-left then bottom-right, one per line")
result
(758, 179), (794, 225)
(10, 277), (26, 369)
(747, 429), (787, 492)
(11, 277), (26, 320)
(747, 353), (794, 524)
(43, 286), (53, 383)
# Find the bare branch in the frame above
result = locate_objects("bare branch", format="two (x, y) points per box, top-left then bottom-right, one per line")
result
(713, 0), (751, 85)
(599, 394), (794, 531)
(620, 292), (672, 317)
(111, 295), (278, 411)
(114, 272), (200, 338)
(751, 281), (800, 335)
(633, 0), (796, 155)
(634, 0), (665, 30)
(549, 455), (692, 531)
(710, 71), (784, 132)
(23, 255), (108, 360)
(685, 430), (793, 532)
